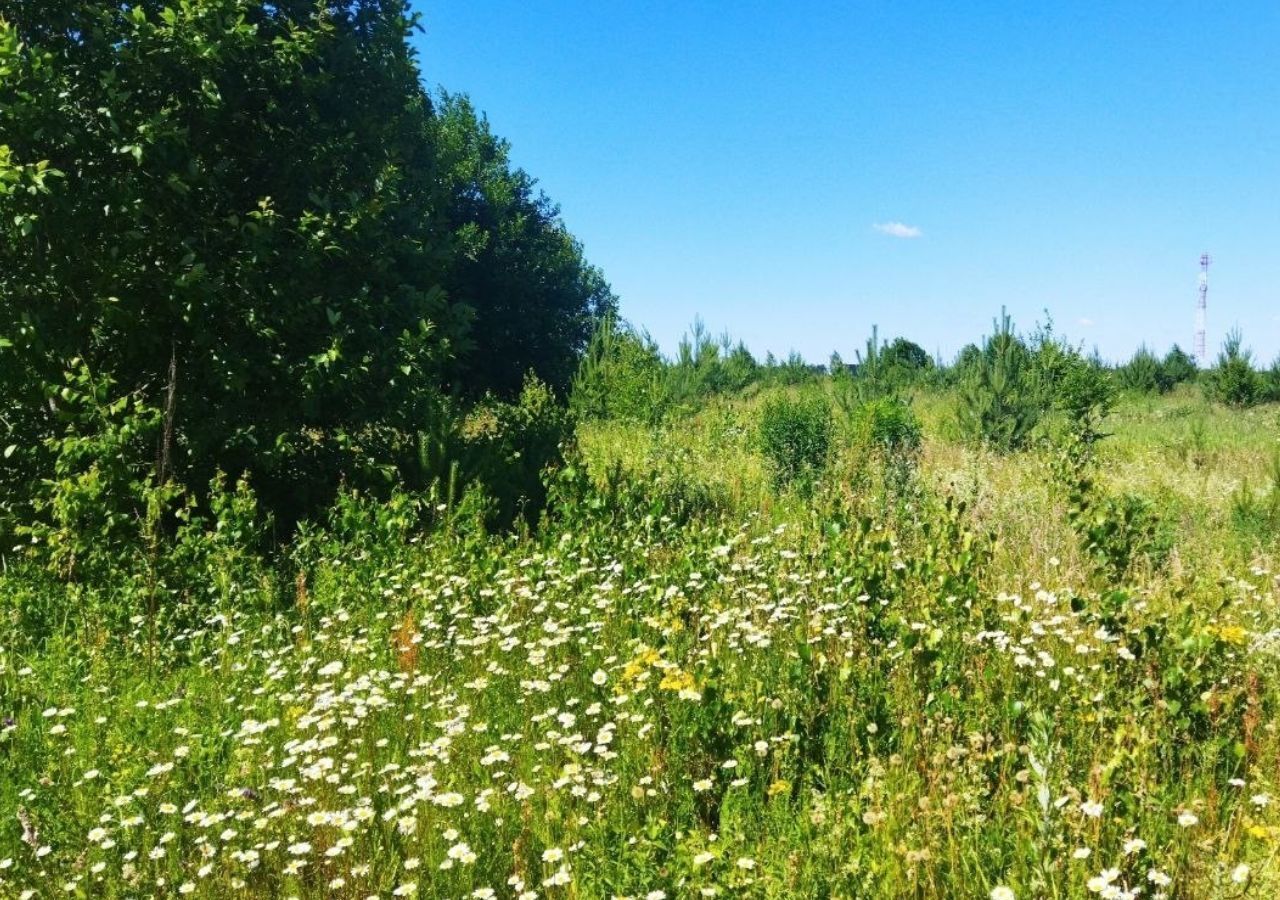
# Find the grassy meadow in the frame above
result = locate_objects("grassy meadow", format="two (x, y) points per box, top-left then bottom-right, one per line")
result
(6, 6), (1280, 898)
(3, 381), (1279, 899)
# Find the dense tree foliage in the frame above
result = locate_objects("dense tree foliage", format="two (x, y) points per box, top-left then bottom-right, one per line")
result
(434, 94), (616, 397)
(880, 336), (933, 373)
(0, 1), (611, 549)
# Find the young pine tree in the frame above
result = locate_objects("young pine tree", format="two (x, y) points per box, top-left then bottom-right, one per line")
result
(1207, 329), (1261, 408)
(957, 310), (1040, 451)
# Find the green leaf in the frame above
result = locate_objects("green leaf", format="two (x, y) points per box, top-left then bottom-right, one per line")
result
(3, 444), (16, 458)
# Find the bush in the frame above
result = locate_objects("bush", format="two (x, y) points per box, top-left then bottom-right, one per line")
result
(1055, 434), (1165, 583)
(571, 318), (671, 424)
(758, 392), (833, 490)
(1229, 450), (1280, 544)
(1262, 356), (1280, 403)
(847, 395), (923, 496)
(546, 449), (732, 532)
(1055, 354), (1115, 441)
(461, 375), (574, 528)
(1161, 345), (1199, 389)
(761, 351), (819, 387)
(1116, 345), (1197, 396)
(851, 396), (922, 457)
(1118, 345), (1164, 393)
(17, 363), (169, 582)
(847, 326), (899, 403)
(880, 337), (933, 375)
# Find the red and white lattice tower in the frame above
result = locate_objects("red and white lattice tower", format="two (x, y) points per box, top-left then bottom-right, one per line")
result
(1194, 253), (1210, 366)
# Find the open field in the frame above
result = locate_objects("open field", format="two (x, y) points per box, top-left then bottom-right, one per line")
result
(5, 4), (1280, 898)
(4, 386), (1279, 899)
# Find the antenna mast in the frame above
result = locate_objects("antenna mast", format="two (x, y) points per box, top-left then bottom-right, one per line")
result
(1194, 253), (1210, 366)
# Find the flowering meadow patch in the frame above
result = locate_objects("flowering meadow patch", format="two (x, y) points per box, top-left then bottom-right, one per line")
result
(4, 389), (1280, 898)
(3, 477), (1279, 899)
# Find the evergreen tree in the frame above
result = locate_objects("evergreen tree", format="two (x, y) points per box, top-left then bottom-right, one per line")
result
(1206, 330), (1261, 408)
(957, 310), (1040, 451)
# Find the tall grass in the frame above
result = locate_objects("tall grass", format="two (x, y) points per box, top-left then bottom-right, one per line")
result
(2, 386), (1279, 898)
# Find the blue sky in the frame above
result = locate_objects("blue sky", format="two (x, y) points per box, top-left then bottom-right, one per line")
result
(416, 2), (1280, 364)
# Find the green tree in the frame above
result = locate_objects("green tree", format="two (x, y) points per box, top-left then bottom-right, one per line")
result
(1264, 356), (1280, 403)
(434, 94), (616, 397)
(957, 310), (1040, 451)
(0, 3), (613, 550)
(1055, 353), (1114, 443)
(1206, 329), (1261, 408)
(718, 338), (760, 393)
(881, 337), (933, 374)
(667, 319), (724, 405)
(758, 392), (832, 491)
(1118, 345), (1163, 393)
(948, 343), (983, 385)
(570, 317), (670, 424)
(1161, 345), (1198, 389)
(1, 2), (471, 532)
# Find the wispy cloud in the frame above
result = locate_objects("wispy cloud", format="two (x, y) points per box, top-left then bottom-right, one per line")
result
(873, 221), (922, 239)
(1078, 317), (1095, 327)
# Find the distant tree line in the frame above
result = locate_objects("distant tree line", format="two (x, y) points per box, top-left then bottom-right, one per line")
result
(575, 309), (1280, 457)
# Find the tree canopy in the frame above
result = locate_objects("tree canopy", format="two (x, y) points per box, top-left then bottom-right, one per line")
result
(434, 94), (616, 397)
(0, 1), (612, 537)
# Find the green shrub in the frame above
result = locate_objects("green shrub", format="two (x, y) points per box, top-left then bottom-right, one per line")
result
(18, 363), (170, 583)
(571, 317), (671, 424)
(1118, 345), (1163, 393)
(758, 392), (833, 490)
(667, 320), (762, 404)
(1055, 435), (1165, 583)
(847, 395), (923, 497)
(718, 339), (761, 394)
(1229, 450), (1280, 545)
(845, 326), (898, 404)
(1161, 345), (1199, 389)
(546, 450), (731, 532)
(1054, 354), (1115, 442)
(1115, 345), (1198, 396)
(1075, 491), (1162, 581)
(948, 342), (983, 385)
(852, 395), (922, 456)
(1025, 314), (1075, 403)
(880, 336), (933, 375)
(761, 350), (818, 387)
(462, 375), (574, 527)
(1262, 356), (1280, 403)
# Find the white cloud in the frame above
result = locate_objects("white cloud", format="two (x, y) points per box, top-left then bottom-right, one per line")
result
(872, 221), (922, 239)
(1078, 317), (1095, 327)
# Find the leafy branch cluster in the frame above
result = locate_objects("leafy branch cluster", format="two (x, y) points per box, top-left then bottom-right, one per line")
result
(0, 2), (612, 562)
